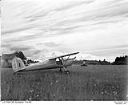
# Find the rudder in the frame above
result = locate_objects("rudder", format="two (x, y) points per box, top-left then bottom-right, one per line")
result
(12, 57), (25, 72)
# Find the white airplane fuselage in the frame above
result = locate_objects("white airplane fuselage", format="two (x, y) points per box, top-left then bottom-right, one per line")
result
(24, 59), (73, 71)
(11, 52), (79, 72)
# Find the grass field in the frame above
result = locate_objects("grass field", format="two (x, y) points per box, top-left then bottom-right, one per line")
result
(1, 65), (128, 101)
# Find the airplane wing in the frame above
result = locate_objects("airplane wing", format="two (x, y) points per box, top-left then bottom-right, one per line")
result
(49, 52), (79, 60)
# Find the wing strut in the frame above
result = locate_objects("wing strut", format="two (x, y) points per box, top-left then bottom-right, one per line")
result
(58, 57), (69, 73)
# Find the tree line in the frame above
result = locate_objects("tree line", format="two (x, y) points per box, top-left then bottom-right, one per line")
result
(15, 51), (128, 65)
(112, 55), (128, 65)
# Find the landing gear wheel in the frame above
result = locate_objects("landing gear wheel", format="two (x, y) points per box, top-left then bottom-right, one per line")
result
(59, 68), (63, 73)
(64, 70), (70, 74)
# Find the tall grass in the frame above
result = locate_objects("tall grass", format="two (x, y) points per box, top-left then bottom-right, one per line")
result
(1, 65), (127, 101)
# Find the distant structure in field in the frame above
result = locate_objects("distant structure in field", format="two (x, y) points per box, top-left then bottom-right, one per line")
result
(1, 53), (16, 68)
(1, 51), (38, 68)
(1, 51), (27, 68)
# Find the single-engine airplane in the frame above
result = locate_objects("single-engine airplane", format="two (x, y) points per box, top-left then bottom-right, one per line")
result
(12, 52), (79, 73)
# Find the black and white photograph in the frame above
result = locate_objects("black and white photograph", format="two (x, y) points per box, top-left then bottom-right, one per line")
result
(0, 0), (128, 101)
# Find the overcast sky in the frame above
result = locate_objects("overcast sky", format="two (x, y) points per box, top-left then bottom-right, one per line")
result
(1, 0), (128, 61)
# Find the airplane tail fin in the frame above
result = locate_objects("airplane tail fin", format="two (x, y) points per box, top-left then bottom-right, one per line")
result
(12, 57), (26, 72)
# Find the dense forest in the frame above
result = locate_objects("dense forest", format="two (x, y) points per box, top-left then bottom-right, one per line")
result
(15, 51), (38, 65)
(112, 55), (128, 65)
